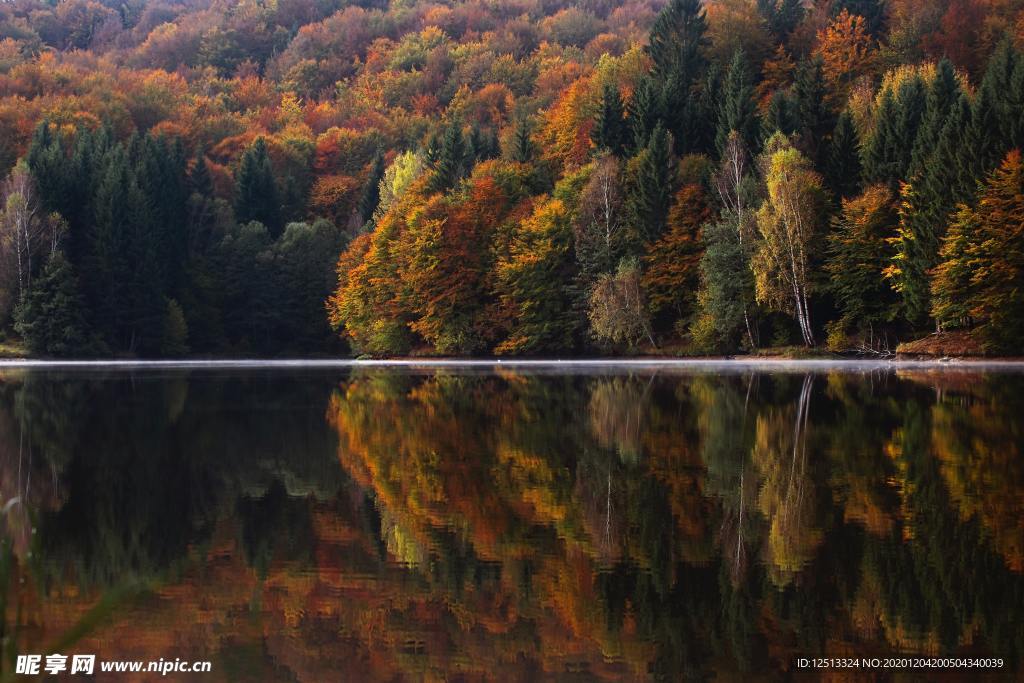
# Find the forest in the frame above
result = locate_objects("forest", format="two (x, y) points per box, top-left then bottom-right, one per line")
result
(0, 0), (1022, 357)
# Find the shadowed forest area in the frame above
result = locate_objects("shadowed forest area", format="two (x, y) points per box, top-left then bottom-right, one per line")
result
(0, 0), (1023, 357)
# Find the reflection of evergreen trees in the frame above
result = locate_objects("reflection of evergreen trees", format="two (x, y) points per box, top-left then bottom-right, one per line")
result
(3, 368), (1024, 677)
(0, 370), (345, 588)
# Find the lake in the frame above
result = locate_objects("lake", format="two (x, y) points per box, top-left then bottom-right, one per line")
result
(1, 361), (1022, 680)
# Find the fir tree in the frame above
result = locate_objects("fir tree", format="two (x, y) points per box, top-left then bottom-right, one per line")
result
(358, 152), (386, 225)
(15, 252), (90, 357)
(826, 111), (862, 201)
(647, 0), (708, 84)
(627, 124), (676, 246)
(234, 137), (282, 237)
(716, 50), (759, 156)
(592, 83), (629, 156)
(762, 90), (798, 139)
(832, 0), (886, 37)
(628, 76), (663, 152)
(932, 150), (1024, 351)
(756, 0), (804, 40)
(793, 57), (833, 164)
(508, 117), (535, 164)
(909, 59), (961, 178)
(958, 83), (1004, 198)
(428, 122), (471, 194)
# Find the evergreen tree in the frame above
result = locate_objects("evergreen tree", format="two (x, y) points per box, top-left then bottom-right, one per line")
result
(646, 0), (709, 156)
(762, 90), (798, 139)
(14, 252), (90, 357)
(716, 50), (759, 156)
(593, 83), (629, 156)
(627, 124), (676, 246)
(909, 59), (961, 178)
(864, 78), (926, 187)
(958, 82), (1003, 197)
(160, 298), (189, 357)
(827, 185), (897, 337)
(188, 147), (213, 198)
(980, 39), (1020, 150)
(358, 152), (386, 225)
(832, 0), (886, 37)
(889, 95), (971, 326)
(234, 137), (282, 237)
(793, 57), (833, 164)
(826, 111), (862, 200)
(429, 122), (469, 192)
(756, 0), (804, 40)
(628, 77), (663, 152)
(508, 117), (535, 164)
(647, 0), (708, 84)
(932, 150), (1024, 351)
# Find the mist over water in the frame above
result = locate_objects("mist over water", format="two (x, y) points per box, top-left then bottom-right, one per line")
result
(1, 365), (1022, 680)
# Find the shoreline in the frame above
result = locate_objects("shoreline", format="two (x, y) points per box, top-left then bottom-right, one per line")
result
(3, 356), (1024, 372)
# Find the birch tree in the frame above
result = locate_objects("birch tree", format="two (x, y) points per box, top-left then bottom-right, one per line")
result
(753, 133), (823, 347)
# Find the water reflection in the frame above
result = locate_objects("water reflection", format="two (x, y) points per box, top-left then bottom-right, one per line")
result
(1, 367), (1022, 680)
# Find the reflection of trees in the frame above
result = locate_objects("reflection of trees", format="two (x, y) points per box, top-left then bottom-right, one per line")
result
(0, 370), (344, 589)
(753, 375), (821, 587)
(4, 367), (1024, 679)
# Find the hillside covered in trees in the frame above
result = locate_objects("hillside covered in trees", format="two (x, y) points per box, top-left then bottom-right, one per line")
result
(0, 0), (1022, 357)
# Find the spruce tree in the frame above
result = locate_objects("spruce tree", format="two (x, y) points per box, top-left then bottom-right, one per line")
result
(832, 0), (886, 36)
(592, 83), (629, 156)
(957, 83), (1001, 199)
(757, 0), (804, 40)
(234, 137), (282, 237)
(826, 111), (862, 201)
(647, 0), (708, 84)
(863, 78), (926, 188)
(628, 76), (663, 152)
(358, 152), (386, 225)
(793, 57), (833, 164)
(890, 94), (970, 326)
(14, 252), (90, 357)
(509, 117), (535, 164)
(716, 50), (759, 156)
(627, 124), (676, 246)
(909, 59), (961, 178)
(762, 90), (798, 139)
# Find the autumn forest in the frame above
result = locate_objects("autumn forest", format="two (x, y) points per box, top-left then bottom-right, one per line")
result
(0, 0), (1023, 357)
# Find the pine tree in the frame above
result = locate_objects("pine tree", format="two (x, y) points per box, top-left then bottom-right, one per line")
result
(592, 83), (629, 156)
(716, 50), (759, 156)
(826, 111), (862, 200)
(235, 137), (282, 237)
(358, 152), (386, 225)
(14, 252), (89, 357)
(627, 124), (676, 246)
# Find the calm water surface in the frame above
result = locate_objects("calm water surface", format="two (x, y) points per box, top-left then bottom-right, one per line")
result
(1, 363), (1022, 680)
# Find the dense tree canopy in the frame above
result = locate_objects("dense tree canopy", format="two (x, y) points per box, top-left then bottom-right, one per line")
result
(0, 0), (1022, 356)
